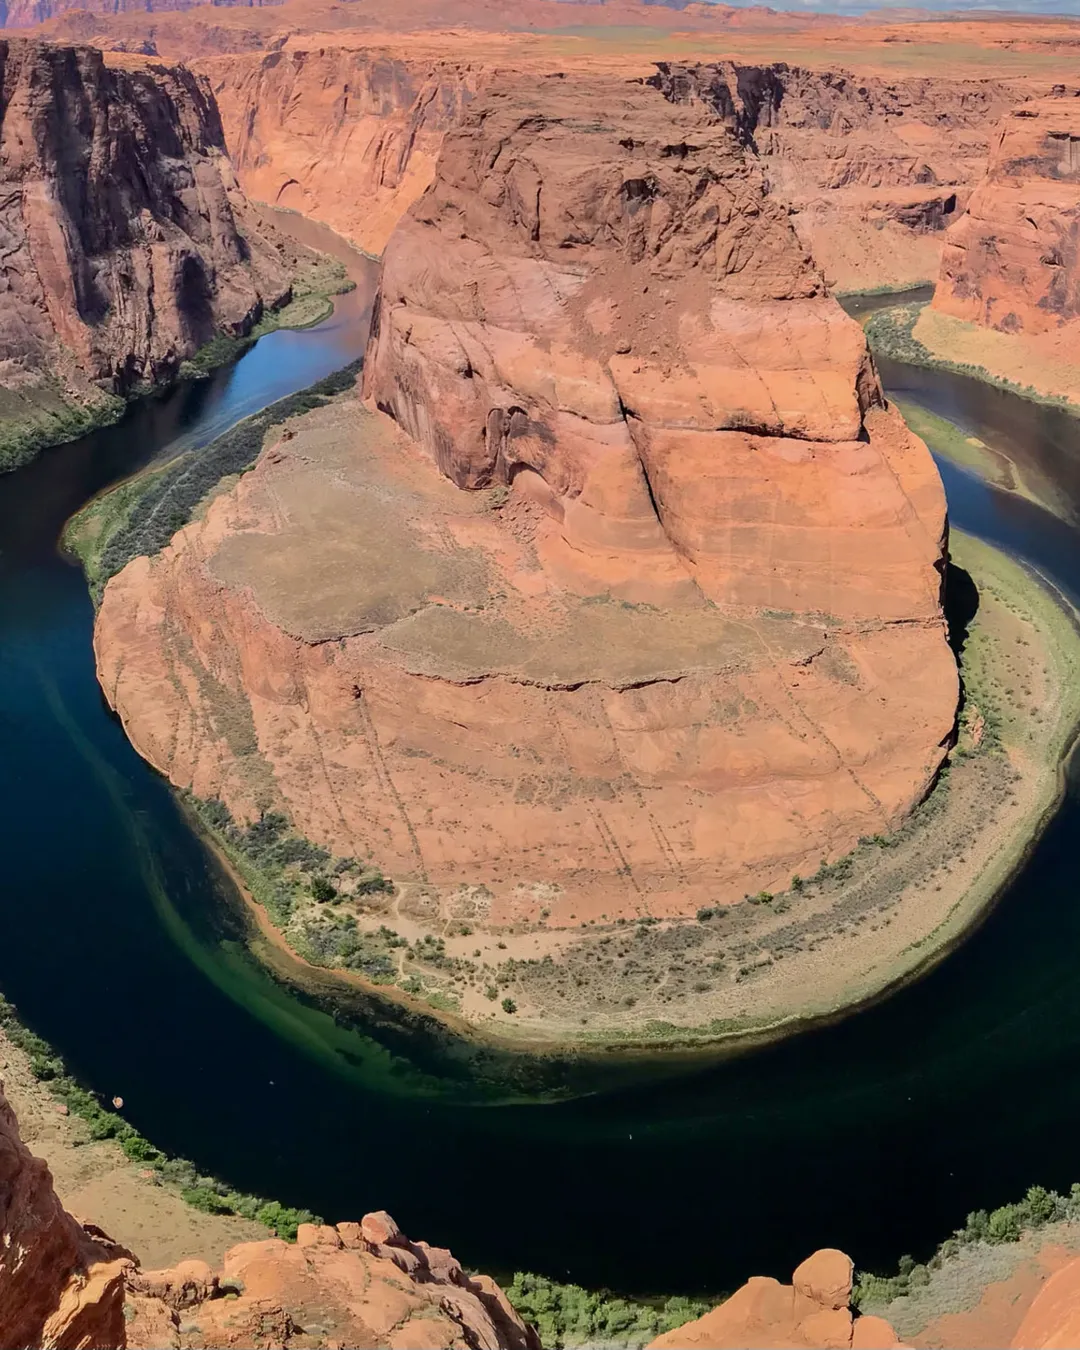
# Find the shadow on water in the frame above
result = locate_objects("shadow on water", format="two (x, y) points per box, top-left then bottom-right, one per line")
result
(5, 276), (1080, 1293)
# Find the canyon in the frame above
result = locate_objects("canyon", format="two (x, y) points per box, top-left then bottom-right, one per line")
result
(0, 38), (299, 467)
(193, 43), (1034, 284)
(7, 4), (1080, 1349)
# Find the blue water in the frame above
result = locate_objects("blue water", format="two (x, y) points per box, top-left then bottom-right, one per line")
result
(2, 286), (1080, 1296)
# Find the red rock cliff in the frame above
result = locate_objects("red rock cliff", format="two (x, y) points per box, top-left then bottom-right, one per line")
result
(0, 1084), (129, 1349)
(0, 1080), (537, 1349)
(933, 93), (1080, 335)
(201, 45), (480, 255)
(0, 39), (286, 409)
(661, 61), (1029, 289)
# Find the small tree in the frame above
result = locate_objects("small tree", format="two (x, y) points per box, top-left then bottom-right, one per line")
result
(310, 875), (337, 903)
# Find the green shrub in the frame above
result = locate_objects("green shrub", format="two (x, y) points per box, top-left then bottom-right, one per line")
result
(310, 874), (337, 903)
(505, 1272), (711, 1348)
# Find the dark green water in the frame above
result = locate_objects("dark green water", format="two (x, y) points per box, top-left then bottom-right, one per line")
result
(3, 284), (1080, 1297)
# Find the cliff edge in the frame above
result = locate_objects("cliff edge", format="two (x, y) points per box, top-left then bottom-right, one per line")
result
(0, 39), (288, 464)
(933, 93), (1080, 336)
(0, 1079), (537, 1349)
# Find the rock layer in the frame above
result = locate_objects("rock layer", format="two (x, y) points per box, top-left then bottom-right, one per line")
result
(0, 39), (287, 418)
(0, 1079), (537, 1350)
(199, 46), (1025, 288)
(933, 94), (1080, 336)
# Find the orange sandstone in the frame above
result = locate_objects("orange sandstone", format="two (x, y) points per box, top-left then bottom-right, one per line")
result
(648, 1249), (907, 1350)
(934, 94), (1080, 338)
(95, 68), (957, 986)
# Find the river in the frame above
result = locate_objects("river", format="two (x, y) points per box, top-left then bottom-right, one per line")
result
(2, 279), (1080, 1298)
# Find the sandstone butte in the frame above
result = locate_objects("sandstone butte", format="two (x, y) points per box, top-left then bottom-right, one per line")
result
(95, 67), (959, 999)
(933, 91), (1080, 337)
(0, 38), (290, 446)
(0, 1078), (539, 1349)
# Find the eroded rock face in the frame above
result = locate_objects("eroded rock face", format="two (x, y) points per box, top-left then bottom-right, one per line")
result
(648, 1249), (906, 1349)
(0, 1080), (537, 1350)
(933, 94), (1080, 336)
(202, 47), (479, 255)
(364, 69), (949, 621)
(0, 39), (287, 408)
(0, 1084), (128, 1349)
(660, 62), (1029, 291)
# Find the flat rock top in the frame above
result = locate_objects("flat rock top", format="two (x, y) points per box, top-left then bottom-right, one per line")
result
(209, 395), (824, 686)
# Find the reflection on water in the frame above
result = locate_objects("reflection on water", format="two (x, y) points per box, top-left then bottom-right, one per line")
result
(3, 279), (1080, 1295)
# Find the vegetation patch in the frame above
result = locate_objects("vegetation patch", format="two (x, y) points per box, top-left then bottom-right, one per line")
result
(0, 992), (319, 1239)
(0, 380), (125, 474)
(65, 360), (362, 602)
(865, 304), (1080, 415)
(856, 1183), (1080, 1311)
(506, 1271), (711, 1348)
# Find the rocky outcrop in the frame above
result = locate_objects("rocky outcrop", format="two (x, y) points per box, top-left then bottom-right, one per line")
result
(0, 1080), (537, 1349)
(201, 47), (481, 256)
(0, 39), (288, 436)
(0, 1084), (129, 1349)
(648, 1249), (906, 1349)
(933, 94), (1080, 336)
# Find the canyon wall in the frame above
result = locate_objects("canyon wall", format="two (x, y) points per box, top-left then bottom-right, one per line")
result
(712, 63), (1029, 290)
(200, 46), (482, 256)
(199, 47), (1029, 288)
(0, 38), (288, 446)
(0, 1080), (537, 1349)
(933, 93), (1080, 335)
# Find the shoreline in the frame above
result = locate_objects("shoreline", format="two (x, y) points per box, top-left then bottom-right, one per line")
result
(179, 531), (1080, 1065)
(866, 302), (1080, 418)
(0, 213), (358, 477)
